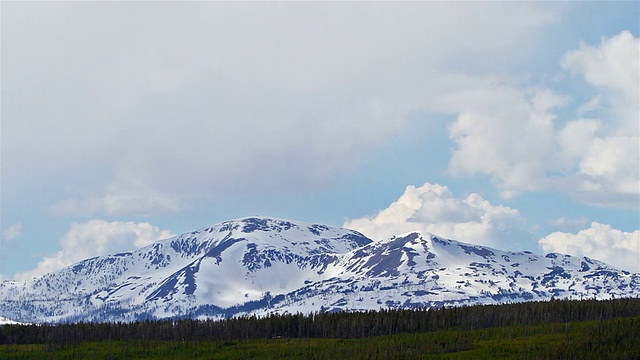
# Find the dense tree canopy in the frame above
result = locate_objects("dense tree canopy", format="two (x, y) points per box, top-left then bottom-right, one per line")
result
(1, 298), (639, 346)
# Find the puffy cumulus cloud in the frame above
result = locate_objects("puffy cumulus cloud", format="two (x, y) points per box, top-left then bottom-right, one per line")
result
(344, 183), (531, 250)
(14, 220), (174, 280)
(445, 87), (568, 197)
(562, 30), (639, 121)
(539, 222), (640, 273)
(558, 31), (639, 206)
(444, 31), (639, 208)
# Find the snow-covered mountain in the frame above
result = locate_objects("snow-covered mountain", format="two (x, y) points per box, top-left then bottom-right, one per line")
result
(0, 316), (25, 325)
(1, 217), (638, 324)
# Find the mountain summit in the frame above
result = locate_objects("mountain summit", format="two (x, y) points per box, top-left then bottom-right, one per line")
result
(1, 217), (637, 323)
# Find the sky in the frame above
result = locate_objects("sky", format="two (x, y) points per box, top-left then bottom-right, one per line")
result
(1, 2), (638, 280)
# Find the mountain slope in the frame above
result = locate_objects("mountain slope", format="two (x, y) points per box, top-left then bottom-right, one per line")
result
(1, 217), (637, 323)
(0, 217), (371, 323)
(261, 232), (638, 315)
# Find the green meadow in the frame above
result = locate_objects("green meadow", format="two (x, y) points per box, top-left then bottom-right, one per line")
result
(2, 317), (638, 359)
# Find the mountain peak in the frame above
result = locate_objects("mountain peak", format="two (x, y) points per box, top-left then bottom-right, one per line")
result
(1, 217), (636, 324)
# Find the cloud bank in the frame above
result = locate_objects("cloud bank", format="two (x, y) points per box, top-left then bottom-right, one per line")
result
(539, 223), (639, 273)
(14, 220), (174, 280)
(1, 3), (637, 279)
(346, 183), (639, 272)
(5, 5), (635, 217)
(344, 183), (531, 250)
(2, 1), (562, 218)
(443, 31), (639, 208)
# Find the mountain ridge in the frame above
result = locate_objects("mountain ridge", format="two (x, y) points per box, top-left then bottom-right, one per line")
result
(1, 216), (637, 324)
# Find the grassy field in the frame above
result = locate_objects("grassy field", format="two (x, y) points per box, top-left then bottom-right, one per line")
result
(2, 316), (638, 359)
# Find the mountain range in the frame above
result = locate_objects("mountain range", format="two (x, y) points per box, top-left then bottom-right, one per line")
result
(1, 216), (638, 324)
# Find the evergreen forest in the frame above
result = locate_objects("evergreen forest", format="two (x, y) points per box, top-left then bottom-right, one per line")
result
(1, 298), (639, 359)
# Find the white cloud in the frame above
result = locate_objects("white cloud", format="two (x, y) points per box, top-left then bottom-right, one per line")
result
(1, 223), (22, 243)
(14, 220), (174, 280)
(559, 30), (640, 206)
(539, 222), (640, 273)
(562, 30), (639, 118)
(445, 86), (568, 197)
(344, 183), (531, 250)
(46, 172), (187, 218)
(547, 216), (589, 230)
(48, 193), (184, 218)
(1, 2), (562, 215)
(576, 95), (601, 117)
(444, 31), (639, 208)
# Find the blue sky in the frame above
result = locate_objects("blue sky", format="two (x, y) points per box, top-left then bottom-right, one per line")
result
(1, 2), (638, 279)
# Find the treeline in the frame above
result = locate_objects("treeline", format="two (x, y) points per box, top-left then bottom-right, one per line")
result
(1, 298), (639, 346)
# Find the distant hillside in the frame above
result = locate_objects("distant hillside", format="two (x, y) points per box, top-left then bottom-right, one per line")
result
(1, 217), (638, 324)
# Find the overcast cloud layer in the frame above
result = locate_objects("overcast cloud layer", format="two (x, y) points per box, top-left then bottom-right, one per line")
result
(2, 2), (564, 214)
(1, 2), (638, 278)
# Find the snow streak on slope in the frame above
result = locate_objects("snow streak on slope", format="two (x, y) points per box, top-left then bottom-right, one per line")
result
(1, 217), (637, 323)
(0, 217), (371, 323)
(259, 232), (638, 315)
(0, 316), (25, 325)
